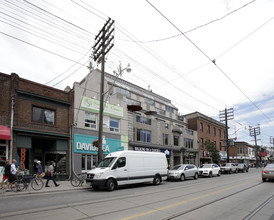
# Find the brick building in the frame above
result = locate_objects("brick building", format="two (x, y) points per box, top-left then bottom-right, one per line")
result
(229, 141), (255, 165)
(184, 112), (226, 165)
(0, 72), (73, 179)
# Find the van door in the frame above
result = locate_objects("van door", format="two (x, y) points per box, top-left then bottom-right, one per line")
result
(112, 157), (128, 185)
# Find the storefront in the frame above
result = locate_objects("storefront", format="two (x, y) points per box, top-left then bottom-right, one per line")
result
(73, 132), (124, 174)
(0, 125), (11, 166)
(15, 134), (69, 180)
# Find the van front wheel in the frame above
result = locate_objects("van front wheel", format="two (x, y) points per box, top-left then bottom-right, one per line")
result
(153, 176), (161, 185)
(106, 179), (116, 191)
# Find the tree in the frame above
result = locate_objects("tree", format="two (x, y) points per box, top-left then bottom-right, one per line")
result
(205, 140), (220, 164)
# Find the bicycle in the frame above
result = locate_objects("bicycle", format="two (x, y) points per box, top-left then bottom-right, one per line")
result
(70, 172), (87, 187)
(10, 174), (44, 192)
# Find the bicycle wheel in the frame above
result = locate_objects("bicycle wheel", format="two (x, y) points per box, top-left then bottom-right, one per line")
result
(31, 178), (44, 190)
(10, 180), (24, 192)
(71, 175), (81, 187)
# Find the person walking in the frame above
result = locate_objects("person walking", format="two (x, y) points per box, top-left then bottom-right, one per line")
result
(8, 159), (19, 191)
(45, 161), (59, 187)
(36, 161), (43, 180)
(0, 160), (10, 189)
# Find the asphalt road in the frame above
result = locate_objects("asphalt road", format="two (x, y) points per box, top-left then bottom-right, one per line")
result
(0, 168), (273, 220)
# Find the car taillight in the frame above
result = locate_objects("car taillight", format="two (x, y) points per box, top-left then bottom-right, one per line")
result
(262, 171), (268, 174)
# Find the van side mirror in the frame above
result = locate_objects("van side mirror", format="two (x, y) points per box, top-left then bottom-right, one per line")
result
(112, 164), (118, 169)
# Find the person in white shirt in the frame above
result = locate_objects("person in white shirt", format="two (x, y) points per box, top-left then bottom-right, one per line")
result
(8, 159), (18, 191)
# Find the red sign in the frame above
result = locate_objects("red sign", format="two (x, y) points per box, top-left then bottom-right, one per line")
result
(260, 152), (267, 156)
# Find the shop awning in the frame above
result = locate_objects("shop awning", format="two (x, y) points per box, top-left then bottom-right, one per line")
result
(0, 125), (11, 140)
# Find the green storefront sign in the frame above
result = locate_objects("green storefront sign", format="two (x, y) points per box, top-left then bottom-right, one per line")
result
(81, 96), (123, 118)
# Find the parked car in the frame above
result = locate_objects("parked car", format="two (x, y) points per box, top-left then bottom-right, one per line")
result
(167, 164), (198, 181)
(220, 163), (238, 174)
(237, 163), (249, 172)
(198, 164), (221, 177)
(262, 163), (274, 182)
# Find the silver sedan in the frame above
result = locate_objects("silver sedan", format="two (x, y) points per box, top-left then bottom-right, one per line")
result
(262, 163), (274, 182)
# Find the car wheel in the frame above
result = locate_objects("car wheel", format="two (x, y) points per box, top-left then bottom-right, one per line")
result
(229, 169), (232, 174)
(180, 174), (185, 181)
(153, 175), (161, 185)
(209, 172), (212, 178)
(106, 179), (116, 191)
(217, 171), (221, 176)
(235, 169), (238, 174)
(262, 178), (266, 182)
(194, 173), (198, 180)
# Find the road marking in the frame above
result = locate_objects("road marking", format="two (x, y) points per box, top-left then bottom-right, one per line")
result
(120, 180), (257, 220)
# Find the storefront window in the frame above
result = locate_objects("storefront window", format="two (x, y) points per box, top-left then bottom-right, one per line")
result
(82, 154), (97, 171)
(0, 144), (7, 166)
(45, 152), (66, 174)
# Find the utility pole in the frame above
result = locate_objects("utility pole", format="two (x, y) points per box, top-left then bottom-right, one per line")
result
(249, 125), (260, 167)
(92, 18), (115, 163)
(220, 108), (234, 163)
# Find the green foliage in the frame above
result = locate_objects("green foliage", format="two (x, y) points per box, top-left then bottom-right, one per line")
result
(205, 140), (220, 164)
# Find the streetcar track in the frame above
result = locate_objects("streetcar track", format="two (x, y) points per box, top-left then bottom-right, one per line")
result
(160, 182), (263, 220)
(0, 174), (261, 219)
(243, 195), (274, 220)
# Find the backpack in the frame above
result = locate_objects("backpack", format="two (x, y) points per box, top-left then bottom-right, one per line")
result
(5, 164), (11, 175)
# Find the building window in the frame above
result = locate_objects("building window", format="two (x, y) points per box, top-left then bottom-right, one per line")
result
(174, 135), (179, 146)
(185, 138), (193, 149)
(200, 123), (203, 132)
(116, 87), (131, 97)
(186, 129), (193, 135)
(32, 106), (55, 125)
(213, 127), (216, 136)
(126, 98), (141, 106)
(163, 134), (168, 145)
(156, 108), (165, 115)
(201, 138), (204, 149)
(166, 105), (173, 113)
(207, 125), (210, 134)
(110, 118), (119, 132)
(237, 147), (244, 154)
(219, 129), (221, 138)
(136, 116), (151, 125)
(136, 129), (151, 143)
(82, 154), (97, 171)
(144, 98), (155, 106)
(85, 112), (96, 128)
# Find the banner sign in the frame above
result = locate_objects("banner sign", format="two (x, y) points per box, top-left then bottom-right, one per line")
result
(133, 146), (171, 156)
(74, 134), (123, 154)
(81, 96), (123, 118)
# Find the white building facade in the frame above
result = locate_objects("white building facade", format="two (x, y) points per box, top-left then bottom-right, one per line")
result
(72, 69), (198, 173)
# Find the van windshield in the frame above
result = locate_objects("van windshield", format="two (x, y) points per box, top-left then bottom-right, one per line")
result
(98, 157), (116, 168)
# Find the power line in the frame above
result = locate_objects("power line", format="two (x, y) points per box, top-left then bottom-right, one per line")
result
(0, 31), (88, 66)
(119, 0), (257, 43)
(146, 0), (273, 124)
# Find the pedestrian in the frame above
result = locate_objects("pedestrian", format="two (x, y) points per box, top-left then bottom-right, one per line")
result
(36, 161), (43, 180)
(45, 161), (59, 187)
(0, 160), (10, 189)
(8, 159), (19, 191)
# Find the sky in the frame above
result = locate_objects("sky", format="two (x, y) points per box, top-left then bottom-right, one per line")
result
(0, 0), (273, 147)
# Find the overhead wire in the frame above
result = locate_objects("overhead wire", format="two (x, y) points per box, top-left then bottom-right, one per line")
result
(119, 0), (257, 43)
(146, 0), (273, 124)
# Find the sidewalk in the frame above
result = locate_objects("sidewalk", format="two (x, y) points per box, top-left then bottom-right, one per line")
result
(0, 180), (91, 197)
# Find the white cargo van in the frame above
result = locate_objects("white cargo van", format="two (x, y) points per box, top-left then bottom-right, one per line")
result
(86, 150), (168, 191)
